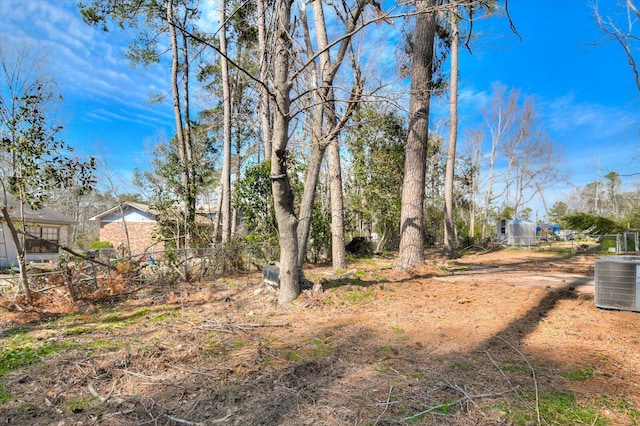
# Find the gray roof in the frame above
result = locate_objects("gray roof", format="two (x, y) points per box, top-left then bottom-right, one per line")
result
(3, 199), (75, 225)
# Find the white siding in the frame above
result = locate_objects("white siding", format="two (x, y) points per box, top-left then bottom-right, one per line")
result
(101, 209), (156, 223)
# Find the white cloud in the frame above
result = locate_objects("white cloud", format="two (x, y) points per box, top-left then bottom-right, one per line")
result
(458, 87), (490, 110)
(2, 1), (173, 104)
(541, 93), (629, 137)
(198, 0), (220, 35)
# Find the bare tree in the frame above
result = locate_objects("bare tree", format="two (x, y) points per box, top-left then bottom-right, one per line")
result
(295, 0), (364, 269)
(480, 83), (517, 240)
(474, 84), (568, 225)
(96, 154), (133, 256)
(594, 0), (640, 91)
(465, 129), (483, 243)
(500, 97), (567, 219)
(500, 95), (533, 216)
(163, 0), (374, 302)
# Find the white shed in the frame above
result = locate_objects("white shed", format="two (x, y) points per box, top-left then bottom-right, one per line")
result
(496, 219), (536, 246)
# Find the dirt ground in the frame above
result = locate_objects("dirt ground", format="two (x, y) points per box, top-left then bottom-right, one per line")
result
(1, 248), (639, 425)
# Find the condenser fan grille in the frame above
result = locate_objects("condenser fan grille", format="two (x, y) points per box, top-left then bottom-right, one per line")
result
(594, 256), (640, 312)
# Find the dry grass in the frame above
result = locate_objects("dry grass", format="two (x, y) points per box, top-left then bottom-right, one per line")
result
(0, 249), (639, 425)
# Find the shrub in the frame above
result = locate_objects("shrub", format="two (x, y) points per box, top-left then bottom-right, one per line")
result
(89, 241), (113, 249)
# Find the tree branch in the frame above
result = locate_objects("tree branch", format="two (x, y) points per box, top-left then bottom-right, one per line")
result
(594, 1), (640, 91)
(16, 229), (118, 271)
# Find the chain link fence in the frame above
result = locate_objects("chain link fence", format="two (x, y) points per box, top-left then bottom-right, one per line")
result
(1, 242), (279, 302)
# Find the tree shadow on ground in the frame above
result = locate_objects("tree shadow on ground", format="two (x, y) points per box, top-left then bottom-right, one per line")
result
(1, 257), (636, 425)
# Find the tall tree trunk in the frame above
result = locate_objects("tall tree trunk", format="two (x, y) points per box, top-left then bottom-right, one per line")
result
(469, 186), (476, 243)
(220, 0), (232, 244)
(481, 131), (497, 241)
(118, 203), (132, 257)
(213, 185), (223, 241)
(167, 0), (191, 245)
(1, 206), (31, 302)
(467, 130), (482, 243)
(443, 11), (459, 258)
(271, 0), (299, 305)
(181, 20), (196, 245)
(328, 136), (347, 268)
(257, 0), (272, 161)
(296, 143), (327, 266)
(296, 0), (362, 268)
(314, 0), (347, 269)
(295, 5), (324, 267)
(397, 0), (437, 270)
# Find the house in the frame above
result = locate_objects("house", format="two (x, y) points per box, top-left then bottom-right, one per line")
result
(90, 202), (163, 256)
(90, 202), (216, 256)
(0, 200), (74, 268)
(496, 219), (536, 246)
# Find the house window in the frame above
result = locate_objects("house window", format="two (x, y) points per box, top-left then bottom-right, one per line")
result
(25, 226), (59, 254)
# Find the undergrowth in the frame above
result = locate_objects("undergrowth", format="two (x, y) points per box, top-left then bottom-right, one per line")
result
(502, 389), (607, 425)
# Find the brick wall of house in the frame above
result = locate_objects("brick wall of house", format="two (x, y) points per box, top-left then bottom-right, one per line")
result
(100, 221), (163, 256)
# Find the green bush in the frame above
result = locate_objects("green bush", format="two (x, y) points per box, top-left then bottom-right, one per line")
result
(599, 236), (616, 251)
(89, 241), (113, 249)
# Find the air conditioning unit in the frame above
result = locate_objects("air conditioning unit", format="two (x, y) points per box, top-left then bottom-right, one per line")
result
(594, 256), (640, 312)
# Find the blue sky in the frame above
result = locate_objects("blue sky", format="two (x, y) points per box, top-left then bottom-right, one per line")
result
(0, 0), (184, 190)
(1, 0), (638, 213)
(438, 0), (640, 216)
(452, 1), (639, 186)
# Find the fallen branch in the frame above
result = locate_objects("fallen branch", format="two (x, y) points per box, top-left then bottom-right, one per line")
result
(120, 280), (156, 296)
(373, 386), (393, 425)
(496, 336), (543, 426)
(164, 414), (196, 425)
(208, 409), (233, 424)
(418, 367), (480, 412)
(118, 369), (163, 381)
(403, 396), (467, 421)
(88, 382), (123, 405)
(34, 285), (60, 294)
(17, 229), (117, 271)
(485, 347), (538, 417)
(403, 391), (504, 422)
(103, 408), (136, 420)
(88, 382), (107, 402)
(405, 368), (513, 422)
(199, 319), (291, 333)
(485, 350), (515, 390)
(167, 405), (231, 425)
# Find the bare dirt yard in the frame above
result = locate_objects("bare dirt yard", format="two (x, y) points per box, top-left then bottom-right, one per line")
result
(1, 248), (639, 425)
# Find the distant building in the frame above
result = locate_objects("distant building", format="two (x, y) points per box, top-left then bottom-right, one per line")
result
(90, 202), (215, 256)
(1, 200), (74, 268)
(496, 219), (536, 246)
(90, 202), (162, 256)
